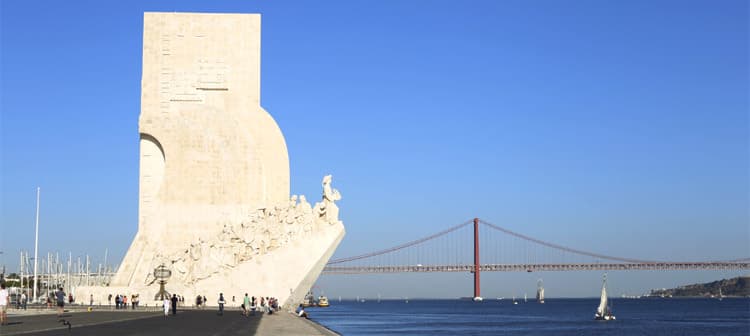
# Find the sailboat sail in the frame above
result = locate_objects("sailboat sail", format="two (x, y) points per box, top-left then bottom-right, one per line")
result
(597, 278), (608, 315)
(537, 279), (545, 303)
(594, 273), (614, 320)
(538, 288), (545, 302)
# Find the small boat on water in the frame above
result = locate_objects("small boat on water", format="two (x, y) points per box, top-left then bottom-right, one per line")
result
(301, 291), (315, 307)
(473, 296), (483, 302)
(595, 274), (616, 321)
(317, 296), (330, 307)
(537, 279), (545, 304)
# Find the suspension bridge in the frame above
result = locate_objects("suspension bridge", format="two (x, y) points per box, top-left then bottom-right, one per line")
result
(322, 218), (750, 299)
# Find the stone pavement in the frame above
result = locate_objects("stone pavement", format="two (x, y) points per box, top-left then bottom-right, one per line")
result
(0, 309), (337, 335)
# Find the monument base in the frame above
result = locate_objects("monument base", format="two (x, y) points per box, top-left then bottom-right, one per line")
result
(76, 220), (344, 309)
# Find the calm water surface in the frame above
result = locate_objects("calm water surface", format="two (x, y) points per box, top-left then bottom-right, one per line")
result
(306, 298), (749, 335)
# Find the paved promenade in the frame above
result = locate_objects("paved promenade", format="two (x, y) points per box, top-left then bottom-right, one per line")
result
(1, 308), (337, 335)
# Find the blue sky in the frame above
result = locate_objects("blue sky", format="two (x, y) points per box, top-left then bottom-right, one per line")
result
(1, 0), (748, 297)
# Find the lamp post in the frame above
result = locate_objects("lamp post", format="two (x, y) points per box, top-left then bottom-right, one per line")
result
(33, 187), (40, 303)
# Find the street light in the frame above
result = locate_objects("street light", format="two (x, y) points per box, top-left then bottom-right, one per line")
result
(33, 187), (40, 303)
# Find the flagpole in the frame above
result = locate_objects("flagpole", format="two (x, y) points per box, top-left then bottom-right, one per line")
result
(33, 187), (40, 303)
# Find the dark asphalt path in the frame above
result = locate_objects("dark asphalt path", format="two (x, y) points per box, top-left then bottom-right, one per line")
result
(2, 310), (262, 336)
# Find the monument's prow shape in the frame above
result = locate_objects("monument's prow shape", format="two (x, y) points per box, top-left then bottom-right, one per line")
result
(78, 12), (345, 308)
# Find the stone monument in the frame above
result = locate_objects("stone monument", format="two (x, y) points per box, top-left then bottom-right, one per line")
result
(76, 12), (345, 308)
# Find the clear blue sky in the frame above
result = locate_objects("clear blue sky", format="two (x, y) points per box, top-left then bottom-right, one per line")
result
(1, 0), (748, 298)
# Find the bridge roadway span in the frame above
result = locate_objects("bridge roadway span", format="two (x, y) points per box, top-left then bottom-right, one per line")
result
(322, 261), (750, 274)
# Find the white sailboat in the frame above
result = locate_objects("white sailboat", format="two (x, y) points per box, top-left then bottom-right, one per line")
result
(594, 274), (615, 321)
(718, 286), (723, 301)
(537, 279), (545, 304)
(524, 293), (527, 303)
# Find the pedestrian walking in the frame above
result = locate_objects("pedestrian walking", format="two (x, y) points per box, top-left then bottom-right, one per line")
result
(163, 297), (170, 317)
(242, 293), (250, 316)
(55, 288), (66, 317)
(20, 292), (27, 310)
(218, 293), (226, 316)
(0, 283), (9, 326)
(171, 294), (178, 315)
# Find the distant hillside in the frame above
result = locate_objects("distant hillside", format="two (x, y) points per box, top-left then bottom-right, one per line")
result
(649, 276), (749, 297)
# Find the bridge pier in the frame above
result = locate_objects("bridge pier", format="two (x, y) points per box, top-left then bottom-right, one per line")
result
(474, 217), (480, 300)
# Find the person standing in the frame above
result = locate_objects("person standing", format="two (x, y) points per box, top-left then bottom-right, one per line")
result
(163, 296), (170, 317)
(90, 294), (94, 306)
(0, 283), (9, 326)
(218, 293), (226, 316)
(171, 294), (178, 315)
(20, 292), (27, 310)
(242, 293), (250, 316)
(55, 288), (66, 317)
(108, 294), (112, 307)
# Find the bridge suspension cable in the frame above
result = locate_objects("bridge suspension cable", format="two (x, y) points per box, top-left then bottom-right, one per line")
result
(478, 219), (659, 263)
(327, 218), (749, 267)
(479, 219), (748, 264)
(327, 220), (473, 264)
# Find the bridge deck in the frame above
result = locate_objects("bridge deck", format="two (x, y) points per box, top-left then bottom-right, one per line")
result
(323, 262), (750, 274)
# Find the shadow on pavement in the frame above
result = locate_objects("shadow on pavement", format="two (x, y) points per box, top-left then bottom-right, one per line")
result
(2, 310), (262, 336)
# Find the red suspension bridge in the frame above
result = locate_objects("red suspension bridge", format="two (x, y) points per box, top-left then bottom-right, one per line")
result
(322, 218), (750, 299)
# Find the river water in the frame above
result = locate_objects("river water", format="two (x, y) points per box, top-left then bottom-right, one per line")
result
(306, 298), (749, 335)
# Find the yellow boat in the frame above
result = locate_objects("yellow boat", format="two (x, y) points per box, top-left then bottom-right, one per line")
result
(317, 296), (330, 307)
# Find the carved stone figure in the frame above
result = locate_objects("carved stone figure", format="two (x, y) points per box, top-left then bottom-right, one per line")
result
(314, 175), (342, 225)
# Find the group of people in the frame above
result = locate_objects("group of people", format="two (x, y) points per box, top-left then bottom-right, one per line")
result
(108, 293), (140, 309)
(240, 294), (279, 316)
(0, 282), (299, 324)
(195, 295), (208, 308)
(162, 294), (180, 316)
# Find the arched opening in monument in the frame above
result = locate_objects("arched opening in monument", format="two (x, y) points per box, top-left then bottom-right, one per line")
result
(139, 133), (166, 228)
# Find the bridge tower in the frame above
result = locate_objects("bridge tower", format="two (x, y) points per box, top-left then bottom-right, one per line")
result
(474, 217), (481, 299)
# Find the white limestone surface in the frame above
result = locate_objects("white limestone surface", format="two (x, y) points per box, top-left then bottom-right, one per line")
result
(76, 12), (344, 309)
